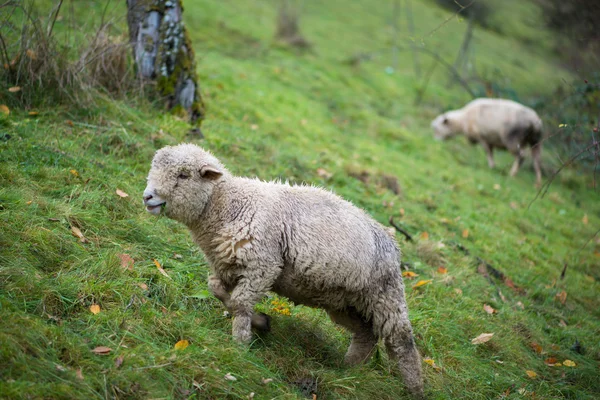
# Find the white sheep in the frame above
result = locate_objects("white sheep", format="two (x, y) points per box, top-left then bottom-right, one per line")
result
(143, 144), (424, 398)
(431, 98), (543, 184)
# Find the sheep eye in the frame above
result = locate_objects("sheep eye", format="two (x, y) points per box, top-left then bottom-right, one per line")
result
(178, 172), (190, 179)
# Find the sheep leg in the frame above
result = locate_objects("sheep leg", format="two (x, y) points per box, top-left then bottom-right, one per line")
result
(228, 267), (280, 343)
(207, 275), (271, 333)
(373, 300), (424, 399)
(509, 150), (525, 177)
(328, 309), (378, 365)
(481, 142), (495, 168)
(531, 144), (542, 186)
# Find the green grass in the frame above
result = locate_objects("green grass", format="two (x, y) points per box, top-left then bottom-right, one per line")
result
(1, 1), (599, 399)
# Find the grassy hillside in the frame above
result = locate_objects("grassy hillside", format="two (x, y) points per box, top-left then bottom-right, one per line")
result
(1, 1), (598, 399)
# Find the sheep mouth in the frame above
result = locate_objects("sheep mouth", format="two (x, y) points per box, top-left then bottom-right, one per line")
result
(146, 202), (165, 215)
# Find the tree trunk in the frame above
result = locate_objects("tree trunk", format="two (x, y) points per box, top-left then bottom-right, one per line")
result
(126, 0), (205, 125)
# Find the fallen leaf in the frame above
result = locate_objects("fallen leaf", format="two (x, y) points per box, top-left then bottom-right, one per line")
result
(90, 304), (100, 314)
(312, 394), (317, 400)
(423, 357), (441, 370)
(118, 254), (134, 271)
(224, 373), (237, 381)
(69, 169), (79, 177)
(250, 124), (258, 130)
(510, 201), (519, 209)
(91, 346), (112, 355)
(412, 279), (432, 289)
(462, 229), (469, 238)
(8, 86), (21, 93)
(525, 370), (537, 378)
(192, 380), (204, 390)
(55, 364), (67, 372)
(262, 378), (273, 385)
(544, 357), (558, 366)
(316, 168), (332, 179)
(558, 320), (567, 327)
(114, 355), (124, 368)
(563, 359), (576, 367)
(399, 208), (405, 216)
(28, 111), (38, 116)
(530, 342), (543, 354)
(483, 304), (496, 314)
(471, 333), (494, 345)
(26, 200), (32, 205)
(174, 340), (189, 350)
(556, 290), (567, 305)
(70, 226), (87, 243)
(402, 271), (419, 279)
(582, 214), (588, 225)
(173, 253), (183, 260)
(26, 49), (36, 60)
(153, 259), (170, 278)
(493, 184), (501, 190)
(420, 232), (429, 240)
(555, 362), (562, 366)
(498, 290), (507, 302)
(454, 288), (463, 296)
(116, 189), (129, 198)
(0, 104), (9, 115)
(249, 393), (255, 399)
(495, 360), (504, 364)
(137, 282), (149, 291)
(65, 119), (74, 127)
(76, 368), (84, 380)
(516, 301), (524, 309)
(437, 267), (447, 274)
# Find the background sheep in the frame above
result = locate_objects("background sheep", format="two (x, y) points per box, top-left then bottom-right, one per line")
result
(143, 144), (424, 398)
(431, 98), (543, 184)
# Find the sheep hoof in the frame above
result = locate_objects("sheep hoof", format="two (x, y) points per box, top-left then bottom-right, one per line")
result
(252, 312), (271, 333)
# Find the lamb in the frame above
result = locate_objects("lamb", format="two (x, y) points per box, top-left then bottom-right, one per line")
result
(431, 98), (543, 185)
(143, 144), (424, 398)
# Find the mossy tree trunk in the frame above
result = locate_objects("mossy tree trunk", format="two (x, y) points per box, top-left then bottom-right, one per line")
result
(126, 0), (205, 125)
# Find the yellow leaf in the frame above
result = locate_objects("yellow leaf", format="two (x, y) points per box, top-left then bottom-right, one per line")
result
(8, 86), (21, 93)
(174, 340), (189, 350)
(116, 189), (129, 198)
(70, 226), (87, 243)
(558, 123), (567, 128)
(556, 290), (567, 305)
(90, 304), (100, 314)
(402, 271), (419, 279)
(153, 259), (171, 279)
(0, 104), (9, 115)
(437, 267), (447, 274)
(70, 169), (79, 177)
(554, 362), (562, 366)
(525, 370), (537, 378)
(462, 229), (469, 238)
(530, 342), (542, 354)
(563, 359), (576, 367)
(28, 111), (38, 116)
(412, 279), (432, 289)
(420, 232), (429, 240)
(471, 332), (494, 344)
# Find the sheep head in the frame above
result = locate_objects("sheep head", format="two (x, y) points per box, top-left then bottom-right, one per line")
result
(431, 110), (462, 141)
(143, 144), (228, 225)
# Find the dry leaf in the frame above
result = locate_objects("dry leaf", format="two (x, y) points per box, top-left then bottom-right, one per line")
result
(420, 232), (429, 240)
(26, 200), (32, 205)
(192, 380), (204, 390)
(249, 393), (255, 399)
(262, 378), (273, 385)
(556, 290), (567, 305)
(316, 168), (332, 179)
(250, 124), (258, 130)
(402, 271), (419, 279)
(312, 394), (317, 400)
(454, 288), (463, 296)
(471, 333), (494, 345)
(462, 229), (469, 238)
(582, 214), (588, 225)
(423, 357), (441, 370)
(0, 104), (9, 115)
(26, 49), (36, 60)
(55, 364), (67, 372)
(76, 368), (84, 380)
(399, 208), (405, 216)
(483, 304), (496, 314)
(8, 86), (21, 93)
(90, 304), (100, 314)
(493, 184), (501, 190)
(137, 282), (149, 291)
(563, 359), (576, 367)
(224, 373), (237, 381)
(65, 119), (74, 127)
(71, 226), (87, 243)
(173, 253), (183, 260)
(69, 169), (79, 177)
(516, 301), (524, 310)
(114, 355), (124, 368)
(174, 340), (189, 350)
(510, 201), (519, 209)
(498, 290), (507, 302)
(544, 357), (558, 366)
(412, 279), (432, 289)
(558, 320), (567, 327)
(118, 254), (134, 271)
(116, 189), (129, 198)
(530, 342), (543, 354)
(495, 360), (504, 364)
(525, 370), (537, 379)
(153, 259), (171, 278)
(437, 267), (447, 274)
(91, 346), (112, 355)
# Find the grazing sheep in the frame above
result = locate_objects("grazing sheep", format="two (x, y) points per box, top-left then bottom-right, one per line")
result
(431, 98), (543, 184)
(143, 144), (424, 398)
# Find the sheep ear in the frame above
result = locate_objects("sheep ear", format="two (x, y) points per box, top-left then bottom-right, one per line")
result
(199, 164), (223, 180)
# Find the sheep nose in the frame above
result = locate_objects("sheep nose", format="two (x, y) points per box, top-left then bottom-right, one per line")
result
(142, 188), (155, 204)
(143, 194), (153, 202)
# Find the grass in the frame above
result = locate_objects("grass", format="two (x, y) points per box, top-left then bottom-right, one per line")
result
(1, 0), (599, 399)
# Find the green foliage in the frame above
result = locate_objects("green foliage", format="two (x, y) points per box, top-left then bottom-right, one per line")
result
(1, 1), (599, 399)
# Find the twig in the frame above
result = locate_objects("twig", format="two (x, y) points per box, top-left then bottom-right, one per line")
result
(388, 216), (413, 242)
(425, 0), (475, 38)
(47, 0), (64, 38)
(560, 263), (568, 280)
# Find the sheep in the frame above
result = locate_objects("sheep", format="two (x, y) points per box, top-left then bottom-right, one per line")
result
(143, 144), (424, 398)
(431, 98), (543, 185)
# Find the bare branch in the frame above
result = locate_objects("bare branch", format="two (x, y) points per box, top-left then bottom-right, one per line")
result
(389, 216), (413, 242)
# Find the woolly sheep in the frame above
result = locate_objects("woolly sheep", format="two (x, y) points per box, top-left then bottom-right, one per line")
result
(431, 98), (543, 184)
(143, 144), (424, 398)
